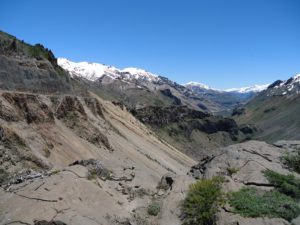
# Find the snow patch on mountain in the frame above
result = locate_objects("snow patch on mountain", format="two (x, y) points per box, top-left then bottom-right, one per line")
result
(267, 73), (300, 96)
(58, 58), (158, 82)
(185, 82), (268, 93)
(225, 84), (269, 93)
(185, 82), (211, 90)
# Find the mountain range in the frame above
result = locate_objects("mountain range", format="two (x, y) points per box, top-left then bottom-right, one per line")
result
(234, 73), (300, 141)
(58, 58), (269, 113)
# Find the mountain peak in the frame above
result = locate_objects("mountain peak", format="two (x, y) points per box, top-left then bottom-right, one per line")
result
(184, 82), (211, 90)
(266, 73), (300, 96)
(58, 58), (158, 82)
(225, 84), (269, 93)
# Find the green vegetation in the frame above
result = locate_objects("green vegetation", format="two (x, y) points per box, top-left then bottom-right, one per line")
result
(281, 150), (300, 173)
(87, 168), (111, 181)
(87, 170), (98, 180)
(181, 176), (224, 225)
(229, 170), (300, 221)
(229, 187), (300, 221)
(147, 201), (160, 216)
(264, 170), (300, 199)
(28, 44), (48, 59)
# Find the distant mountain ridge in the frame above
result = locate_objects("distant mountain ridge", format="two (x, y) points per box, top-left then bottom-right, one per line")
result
(234, 73), (300, 141)
(58, 58), (268, 113)
(184, 81), (269, 94)
(59, 58), (269, 94)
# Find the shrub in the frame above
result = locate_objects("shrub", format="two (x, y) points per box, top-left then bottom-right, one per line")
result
(229, 187), (300, 221)
(281, 150), (300, 173)
(263, 170), (300, 199)
(181, 176), (224, 225)
(147, 201), (160, 216)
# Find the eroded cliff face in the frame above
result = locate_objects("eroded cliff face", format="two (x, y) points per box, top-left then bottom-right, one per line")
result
(0, 31), (86, 95)
(131, 105), (255, 159)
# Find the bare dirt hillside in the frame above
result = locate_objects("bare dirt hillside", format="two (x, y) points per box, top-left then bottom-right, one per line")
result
(0, 90), (195, 225)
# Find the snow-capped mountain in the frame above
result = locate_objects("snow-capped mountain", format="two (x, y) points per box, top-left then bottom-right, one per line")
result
(184, 82), (212, 90)
(225, 84), (269, 93)
(184, 82), (268, 94)
(184, 82), (270, 112)
(58, 58), (158, 82)
(58, 58), (275, 112)
(266, 74), (300, 96)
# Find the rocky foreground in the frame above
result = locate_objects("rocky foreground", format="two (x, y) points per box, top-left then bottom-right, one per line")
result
(1, 129), (300, 225)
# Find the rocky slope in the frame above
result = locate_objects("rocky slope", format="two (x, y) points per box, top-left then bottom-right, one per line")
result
(0, 90), (195, 225)
(0, 31), (86, 95)
(234, 74), (300, 142)
(131, 105), (254, 159)
(58, 58), (256, 158)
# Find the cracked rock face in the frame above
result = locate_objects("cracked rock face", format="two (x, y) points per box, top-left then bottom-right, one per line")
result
(189, 140), (299, 225)
(34, 220), (67, 225)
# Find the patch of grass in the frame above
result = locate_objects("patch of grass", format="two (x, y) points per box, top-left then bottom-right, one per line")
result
(263, 170), (300, 199)
(281, 150), (300, 173)
(228, 187), (300, 221)
(147, 201), (160, 216)
(181, 176), (224, 225)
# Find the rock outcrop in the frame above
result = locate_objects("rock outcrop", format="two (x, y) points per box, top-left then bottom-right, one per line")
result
(188, 140), (300, 225)
(131, 105), (254, 159)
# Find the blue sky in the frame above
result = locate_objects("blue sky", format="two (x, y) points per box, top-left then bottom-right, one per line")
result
(1, 0), (300, 89)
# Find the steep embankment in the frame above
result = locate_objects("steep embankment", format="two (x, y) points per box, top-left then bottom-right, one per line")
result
(0, 31), (86, 95)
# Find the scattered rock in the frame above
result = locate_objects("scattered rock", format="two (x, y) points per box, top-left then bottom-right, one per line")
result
(232, 107), (245, 116)
(273, 140), (300, 151)
(69, 159), (111, 180)
(157, 173), (175, 190)
(112, 101), (125, 110)
(188, 155), (216, 179)
(2, 169), (51, 190)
